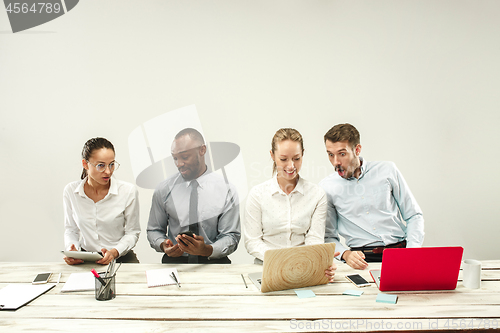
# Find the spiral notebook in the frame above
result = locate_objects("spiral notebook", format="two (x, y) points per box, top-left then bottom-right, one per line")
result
(146, 268), (180, 288)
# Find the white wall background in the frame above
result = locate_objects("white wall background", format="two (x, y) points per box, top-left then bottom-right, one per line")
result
(1, 0), (499, 264)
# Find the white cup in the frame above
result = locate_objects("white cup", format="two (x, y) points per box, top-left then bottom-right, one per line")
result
(463, 259), (481, 289)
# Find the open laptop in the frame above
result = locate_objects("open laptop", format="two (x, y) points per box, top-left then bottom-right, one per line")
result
(248, 243), (336, 293)
(369, 246), (463, 291)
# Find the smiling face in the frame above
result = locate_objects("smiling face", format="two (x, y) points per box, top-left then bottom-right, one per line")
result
(325, 140), (362, 179)
(271, 139), (303, 183)
(171, 135), (207, 181)
(82, 148), (116, 186)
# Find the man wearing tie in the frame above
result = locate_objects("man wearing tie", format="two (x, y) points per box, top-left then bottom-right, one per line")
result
(147, 128), (241, 264)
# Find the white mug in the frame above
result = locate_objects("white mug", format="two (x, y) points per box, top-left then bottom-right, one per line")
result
(462, 259), (481, 289)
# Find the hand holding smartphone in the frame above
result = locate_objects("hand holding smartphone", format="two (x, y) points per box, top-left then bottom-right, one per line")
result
(345, 274), (371, 288)
(178, 231), (195, 246)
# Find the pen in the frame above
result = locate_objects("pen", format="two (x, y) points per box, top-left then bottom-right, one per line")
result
(91, 269), (106, 286)
(56, 273), (61, 285)
(112, 262), (122, 276)
(241, 274), (248, 288)
(170, 272), (180, 288)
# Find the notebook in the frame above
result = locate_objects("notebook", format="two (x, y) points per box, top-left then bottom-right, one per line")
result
(248, 243), (336, 293)
(369, 246), (464, 291)
(0, 284), (55, 310)
(146, 268), (180, 288)
(61, 272), (95, 292)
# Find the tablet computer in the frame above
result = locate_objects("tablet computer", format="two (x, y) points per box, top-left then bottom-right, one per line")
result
(61, 251), (103, 261)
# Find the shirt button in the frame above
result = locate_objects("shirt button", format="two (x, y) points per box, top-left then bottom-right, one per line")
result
(366, 212), (369, 214)
(373, 227), (376, 230)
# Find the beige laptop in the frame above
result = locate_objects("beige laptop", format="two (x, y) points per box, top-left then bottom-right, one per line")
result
(248, 243), (336, 293)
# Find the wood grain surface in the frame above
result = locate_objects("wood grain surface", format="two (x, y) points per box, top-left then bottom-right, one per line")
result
(0, 261), (499, 332)
(261, 243), (336, 292)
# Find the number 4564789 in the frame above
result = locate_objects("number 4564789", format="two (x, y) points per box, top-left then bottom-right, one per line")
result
(5, 3), (62, 14)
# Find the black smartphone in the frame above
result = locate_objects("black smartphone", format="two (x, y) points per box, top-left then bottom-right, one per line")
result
(178, 231), (195, 245)
(345, 274), (371, 288)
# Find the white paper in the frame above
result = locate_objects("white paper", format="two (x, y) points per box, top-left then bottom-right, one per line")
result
(146, 268), (180, 288)
(0, 284), (54, 310)
(61, 272), (95, 292)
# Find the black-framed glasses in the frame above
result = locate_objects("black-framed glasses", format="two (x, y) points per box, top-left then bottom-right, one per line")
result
(87, 161), (120, 172)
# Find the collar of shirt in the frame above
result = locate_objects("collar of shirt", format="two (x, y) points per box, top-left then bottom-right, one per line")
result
(75, 176), (118, 198)
(347, 156), (366, 181)
(178, 166), (211, 190)
(270, 175), (305, 196)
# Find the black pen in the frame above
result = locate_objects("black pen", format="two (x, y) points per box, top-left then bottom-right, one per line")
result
(170, 272), (180, 288)
(241, 274), (248, 288)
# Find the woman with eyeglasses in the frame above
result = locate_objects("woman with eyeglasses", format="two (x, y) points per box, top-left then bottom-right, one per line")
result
(63, 137), (141, 265)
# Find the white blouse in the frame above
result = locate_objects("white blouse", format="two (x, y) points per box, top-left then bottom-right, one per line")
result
(63, 177), (141, 257)
(244, 176), (327, 261)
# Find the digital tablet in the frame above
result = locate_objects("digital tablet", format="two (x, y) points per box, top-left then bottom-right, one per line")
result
(61, 251), (103, 261)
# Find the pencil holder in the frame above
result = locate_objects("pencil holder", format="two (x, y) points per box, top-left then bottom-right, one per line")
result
(94, 273), (116, 301)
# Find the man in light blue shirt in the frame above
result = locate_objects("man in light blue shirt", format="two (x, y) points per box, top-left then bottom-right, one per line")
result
(147, 128), (241, 264)
(320, 124), (424, 270)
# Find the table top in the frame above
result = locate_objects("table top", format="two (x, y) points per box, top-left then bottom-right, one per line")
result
(1, 261), (499, 332)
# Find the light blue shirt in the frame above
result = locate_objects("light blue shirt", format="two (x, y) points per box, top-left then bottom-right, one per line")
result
(319, 158), (424, 259)
(147, 169), (241, 260)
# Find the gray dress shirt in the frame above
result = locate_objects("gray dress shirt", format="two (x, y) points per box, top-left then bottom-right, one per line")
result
(147, 169), (241, 260)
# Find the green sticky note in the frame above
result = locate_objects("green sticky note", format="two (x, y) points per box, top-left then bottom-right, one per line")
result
(295, 290), (316, 299)
(343, 289), (364, 296)
(376, 293), (398, 304)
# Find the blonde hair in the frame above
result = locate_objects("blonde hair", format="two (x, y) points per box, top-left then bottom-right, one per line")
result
(271, 128), (304, 175)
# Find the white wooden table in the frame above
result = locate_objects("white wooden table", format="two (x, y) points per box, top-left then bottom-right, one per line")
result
(0, 261), (499, 332)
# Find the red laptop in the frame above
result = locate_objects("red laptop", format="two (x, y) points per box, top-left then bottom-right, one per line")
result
(369, 247), (463, 291)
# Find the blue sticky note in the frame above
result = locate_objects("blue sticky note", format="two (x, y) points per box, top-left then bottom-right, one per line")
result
(376, 293), (398, 304)
(294, 290), (316, 299)
(343, 289), (364, 296)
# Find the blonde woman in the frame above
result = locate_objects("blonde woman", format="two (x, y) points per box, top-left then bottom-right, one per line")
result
(244, 128), (339, 281)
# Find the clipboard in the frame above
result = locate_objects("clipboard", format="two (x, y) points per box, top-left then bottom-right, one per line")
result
(0, 284), (55, 310)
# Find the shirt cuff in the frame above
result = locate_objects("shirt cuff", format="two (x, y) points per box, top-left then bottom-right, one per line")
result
(155, 238), (165, 253)
(337, 249), (347, 262)
(114, 244), (128, 258)
(208, 242), (226, 260)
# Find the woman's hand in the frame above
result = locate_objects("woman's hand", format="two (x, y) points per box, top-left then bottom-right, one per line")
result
(63, 244), (84, 265)
(325, 251), (341, 282)
(97, 248), (119, 265)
